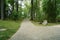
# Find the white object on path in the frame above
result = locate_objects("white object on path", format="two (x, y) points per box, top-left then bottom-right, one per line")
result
(42, 20), (48, 25)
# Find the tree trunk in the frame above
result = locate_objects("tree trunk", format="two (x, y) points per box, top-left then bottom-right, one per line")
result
(16, 0), (18, 12)
(1, 0), (4, 20)
(12, 0), (14, 12)
(4, 0), (6, 19)
(0, 1), (1, 19)
(31, 0), (34, 20)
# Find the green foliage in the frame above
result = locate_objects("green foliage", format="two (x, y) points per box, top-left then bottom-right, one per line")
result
(42, 0), (57, 23)
(56, 15), (60, 21)
(1, 0), (60, 22)
(10, 10), (19, 20)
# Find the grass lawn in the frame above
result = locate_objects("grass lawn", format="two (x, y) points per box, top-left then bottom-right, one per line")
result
(32, 21), (60, 27)
(0, 20), (22, 40)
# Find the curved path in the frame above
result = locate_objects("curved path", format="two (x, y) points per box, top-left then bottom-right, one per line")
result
(9, 20), (60, 40)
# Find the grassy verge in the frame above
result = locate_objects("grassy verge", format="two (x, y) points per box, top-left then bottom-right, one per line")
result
(0, 20), (22, 40)
(31, 21), (60, 27)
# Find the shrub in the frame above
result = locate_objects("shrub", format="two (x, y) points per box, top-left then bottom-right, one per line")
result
(10, 10), (19, 20)
(56, 15), (60, 22)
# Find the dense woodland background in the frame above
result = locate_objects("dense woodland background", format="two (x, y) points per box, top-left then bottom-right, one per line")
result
(0, 0), (60, 23)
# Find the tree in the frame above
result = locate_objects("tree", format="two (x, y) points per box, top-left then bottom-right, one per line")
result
(43, 0), (57, 23)
(15, 0), (18, 12)
(0, 1), (1, 19)
(47, 0), (56, 22)
(31, 0), (34, 20)
(30, 0), (40, 20)
(56, 0), (60, 22)
(1, 0), (4, 20)
(35, 0), (41, 22)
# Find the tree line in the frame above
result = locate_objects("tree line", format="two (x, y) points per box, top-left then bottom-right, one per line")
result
(0, 0), (24, 20)
(0, 0), (60, 23)
(31, 0), (60, 23)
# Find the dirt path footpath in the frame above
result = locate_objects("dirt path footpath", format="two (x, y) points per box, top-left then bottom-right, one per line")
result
(9, 20), (60, 40)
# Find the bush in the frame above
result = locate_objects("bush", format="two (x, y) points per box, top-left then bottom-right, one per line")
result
(10, 10), (19, 20)
(56, 15), (60, 22)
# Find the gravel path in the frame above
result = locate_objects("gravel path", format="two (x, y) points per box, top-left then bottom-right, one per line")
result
(9, 20), (60, 40)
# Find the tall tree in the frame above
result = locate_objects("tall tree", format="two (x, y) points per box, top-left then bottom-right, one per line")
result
(47, 0), (57, 22)
(1, 0), (4, 20)
(31, 0), (34, 20)
(43, 0), (57, 22)
(16, 0), (18, 12)
(0, 1), (1, 18)
(35, 0), (40, 21)
(4, 0), (7, 19)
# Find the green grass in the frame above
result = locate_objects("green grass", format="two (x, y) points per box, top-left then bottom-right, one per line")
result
(32, 21), (60, 27)
(0, 20), (22, 40)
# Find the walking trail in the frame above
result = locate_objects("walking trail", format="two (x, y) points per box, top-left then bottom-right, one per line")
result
(9, 20), (60, 40)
